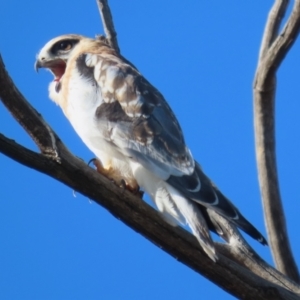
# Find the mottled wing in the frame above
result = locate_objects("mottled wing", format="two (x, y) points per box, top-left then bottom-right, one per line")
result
(78, 50), (194, 179)
(76, 49), (267, 245)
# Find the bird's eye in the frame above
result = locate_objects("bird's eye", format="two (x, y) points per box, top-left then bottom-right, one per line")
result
(58, 41), (72, 51)
(51, 39), (79, 55)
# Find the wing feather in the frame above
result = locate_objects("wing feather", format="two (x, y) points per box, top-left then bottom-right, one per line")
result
(77, 51), (194, 178)
(75, 48), (267, 246)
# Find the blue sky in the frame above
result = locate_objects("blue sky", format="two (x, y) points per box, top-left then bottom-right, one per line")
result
(1, 1), (300, 299)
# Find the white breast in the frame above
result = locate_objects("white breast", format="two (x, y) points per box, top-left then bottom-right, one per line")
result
(50, 68), (130, 171)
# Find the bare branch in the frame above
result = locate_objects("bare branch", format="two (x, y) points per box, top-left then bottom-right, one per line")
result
(1, 133), (300, 300)
(1, 43), (300, 298)
(255, 0), (300, 90)
(96, 0), (120, 53)
(258, 0), (289, 61)
(0, 55), (62, 162)
(1, 1), (300, 297)
(254, 0), (300, 281)
(210, 211), (299, 292)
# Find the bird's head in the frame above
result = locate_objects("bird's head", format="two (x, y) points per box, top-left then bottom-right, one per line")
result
(35, 34), (85, 82)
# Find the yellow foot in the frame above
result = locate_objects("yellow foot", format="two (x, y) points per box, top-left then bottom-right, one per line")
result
(89, 158), (143, 198)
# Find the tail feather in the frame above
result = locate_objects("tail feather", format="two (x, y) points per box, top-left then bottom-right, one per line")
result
(167, 161), (267, 246)
(213, 189), (268, 245)
(153, 182), (218, 261)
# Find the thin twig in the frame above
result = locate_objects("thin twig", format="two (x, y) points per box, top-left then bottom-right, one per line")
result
(259, 0), (289, 61)
(255, 0), (300, 90)
(96, 0), (120, 53)
(254, 0), (300, 282)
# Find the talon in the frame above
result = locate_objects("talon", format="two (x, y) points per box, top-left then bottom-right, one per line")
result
(88, 158), (97, 166)
(88, 158), (111, 176)
(86, 158), (142, 198)
(120, 179), (127, 190)
(137, 189), (144, 198)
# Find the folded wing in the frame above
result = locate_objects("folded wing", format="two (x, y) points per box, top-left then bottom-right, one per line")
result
(75, 48), (267, 247)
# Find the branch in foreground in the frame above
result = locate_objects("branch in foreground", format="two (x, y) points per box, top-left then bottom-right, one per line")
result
(1, 0), (300, 297)
(0, 55), (62, 162)
(1, 132), (300, 300)
(253, 0), (300, 282)
(209, 210), (299, 292)
(1, 45), (300, 298)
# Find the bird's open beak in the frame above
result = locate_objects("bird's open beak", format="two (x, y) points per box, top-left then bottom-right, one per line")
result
(34, 59), (42, 72)
(34, 57), (67, 85)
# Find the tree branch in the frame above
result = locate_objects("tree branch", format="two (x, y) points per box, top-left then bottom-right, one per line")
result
(1, 31), (300, 300)
(1, 0), (300, 298)
(211, 211), (299, 292)
(1, 130), (300, 300)
(96, 0), (120, 54)
(258, 0), (288, 61)
(0, 55), (62, 162)
(254, 0), (300, 282)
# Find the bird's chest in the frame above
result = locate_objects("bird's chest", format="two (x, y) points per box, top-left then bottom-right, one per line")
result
(64, 75), (100, 137)
(58, 72), (128, 168)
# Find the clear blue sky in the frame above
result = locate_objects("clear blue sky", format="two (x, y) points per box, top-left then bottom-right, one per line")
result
(1, 1), (300, 299)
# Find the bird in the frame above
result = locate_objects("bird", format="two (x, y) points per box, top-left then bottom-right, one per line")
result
(35, 34), (267, 261)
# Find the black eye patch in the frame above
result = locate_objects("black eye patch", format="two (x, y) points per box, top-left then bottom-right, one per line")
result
(51, 39), (79, 55)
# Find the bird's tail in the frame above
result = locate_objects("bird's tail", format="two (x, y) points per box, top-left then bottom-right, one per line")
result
(163, 184), (218, 261)
(166, 162), (267, 246)
(213, 188), (268, 245)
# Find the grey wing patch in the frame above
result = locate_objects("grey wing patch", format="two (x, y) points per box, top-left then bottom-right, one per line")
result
(96, 101), (132, 123)
(76, 54), (97, 84)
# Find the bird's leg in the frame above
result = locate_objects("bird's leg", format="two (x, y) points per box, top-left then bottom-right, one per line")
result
(88, 158), (143, 198)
